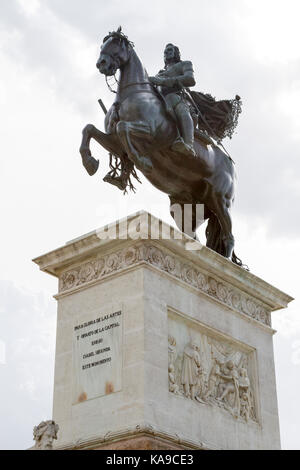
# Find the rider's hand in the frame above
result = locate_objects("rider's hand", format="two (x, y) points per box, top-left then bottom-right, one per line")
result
(162, 77), (177, 87)
(149, 76), (164, 86)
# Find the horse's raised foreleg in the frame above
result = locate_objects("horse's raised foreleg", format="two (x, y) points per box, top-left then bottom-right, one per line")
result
(79, 124), (123, 176)
(80, 124), (99, 175)
(116, 121), (153, 174)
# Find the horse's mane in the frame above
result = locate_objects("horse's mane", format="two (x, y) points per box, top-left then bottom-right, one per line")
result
(103, 26), (134, 48)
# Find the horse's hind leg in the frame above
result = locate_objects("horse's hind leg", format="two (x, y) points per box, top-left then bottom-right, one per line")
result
(205, 211), (221, 252)
(210, 194), (235, 259)
(169, 198), (205, 240)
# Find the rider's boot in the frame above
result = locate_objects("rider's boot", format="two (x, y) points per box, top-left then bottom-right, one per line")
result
(171, 103), (195, 157)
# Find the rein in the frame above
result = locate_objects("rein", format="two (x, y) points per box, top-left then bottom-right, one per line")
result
(105, 76), (155, 105)
(118, 81), (154, 104)
(105, 76), (152, 96)
(120, 81), (151, 90)
(117, 88), (156, 107)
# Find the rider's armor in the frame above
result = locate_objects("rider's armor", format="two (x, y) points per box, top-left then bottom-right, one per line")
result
(156, 60), (197, 157)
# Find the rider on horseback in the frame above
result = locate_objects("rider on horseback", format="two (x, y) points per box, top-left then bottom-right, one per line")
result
(149, 43), (197, 158)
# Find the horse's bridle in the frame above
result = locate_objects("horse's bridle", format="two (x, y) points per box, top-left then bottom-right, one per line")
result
(101, 42), (156, 101)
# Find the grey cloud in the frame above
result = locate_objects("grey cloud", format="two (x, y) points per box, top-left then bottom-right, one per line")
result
(0, 1), (102, 117)
(1, 0), (299, 451)
(274, 332), (300, 450)
(38, 0), (300, 237)
(0, 280), (56, 450)
(1, 0), (299, 239)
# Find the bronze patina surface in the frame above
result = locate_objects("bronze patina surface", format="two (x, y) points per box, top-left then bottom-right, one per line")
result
(80, 27), (243, 265)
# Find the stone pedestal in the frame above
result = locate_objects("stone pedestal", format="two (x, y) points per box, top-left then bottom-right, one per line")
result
(33, 211), (293, 450)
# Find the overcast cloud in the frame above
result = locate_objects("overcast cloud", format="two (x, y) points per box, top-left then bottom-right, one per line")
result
(0, 0), (299, 449)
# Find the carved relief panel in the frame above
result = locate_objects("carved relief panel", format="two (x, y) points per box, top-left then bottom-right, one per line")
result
(168, 309), (259, 423)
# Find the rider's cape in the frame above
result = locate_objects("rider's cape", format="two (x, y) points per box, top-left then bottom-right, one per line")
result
(189, 91), (242, 143)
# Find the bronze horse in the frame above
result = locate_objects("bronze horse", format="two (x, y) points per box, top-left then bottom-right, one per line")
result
(79, 29), (242, 266)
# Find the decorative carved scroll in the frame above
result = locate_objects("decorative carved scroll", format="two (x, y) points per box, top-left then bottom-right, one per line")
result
(59, 243), (271, 326)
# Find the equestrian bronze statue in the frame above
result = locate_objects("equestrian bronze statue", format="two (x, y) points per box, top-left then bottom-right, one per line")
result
(79, 27), (244, 266)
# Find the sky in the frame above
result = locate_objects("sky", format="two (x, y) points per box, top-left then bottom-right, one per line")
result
(0, 0), (299, 449)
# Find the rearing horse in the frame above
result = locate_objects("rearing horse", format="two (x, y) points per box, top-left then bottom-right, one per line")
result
(80, 29), (241, 265)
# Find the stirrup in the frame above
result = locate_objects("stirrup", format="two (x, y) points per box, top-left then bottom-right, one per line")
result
(103, 173), (127, 191)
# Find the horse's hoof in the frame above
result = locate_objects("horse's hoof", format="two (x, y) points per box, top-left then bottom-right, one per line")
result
(82, 156), (99, 176)
(138, 156), (153, 174)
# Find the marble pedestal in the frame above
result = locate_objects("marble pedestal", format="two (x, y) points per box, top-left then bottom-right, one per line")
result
(33, 212), (293, 450)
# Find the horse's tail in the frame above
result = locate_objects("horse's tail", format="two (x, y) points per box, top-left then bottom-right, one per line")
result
(205, 212), (249, 270)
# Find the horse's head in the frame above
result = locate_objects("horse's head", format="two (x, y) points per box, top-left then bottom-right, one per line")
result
(96, 27), (133, 76)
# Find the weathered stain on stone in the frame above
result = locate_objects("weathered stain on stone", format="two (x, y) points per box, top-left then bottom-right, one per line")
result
(105, 382), (114, 395)
(78, 392), (87, 403)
